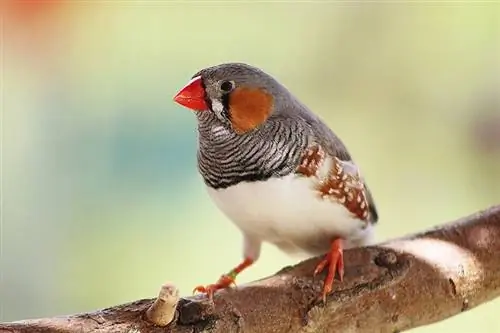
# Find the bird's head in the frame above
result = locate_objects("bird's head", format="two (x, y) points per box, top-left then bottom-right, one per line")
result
(173, 62), (289, 134)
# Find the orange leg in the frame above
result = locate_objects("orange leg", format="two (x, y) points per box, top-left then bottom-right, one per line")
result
(313, 238), (344, 302)
(193, 257), (254, 300)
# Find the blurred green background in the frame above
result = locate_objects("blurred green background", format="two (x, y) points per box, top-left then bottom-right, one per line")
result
(1, 1), (499, 332)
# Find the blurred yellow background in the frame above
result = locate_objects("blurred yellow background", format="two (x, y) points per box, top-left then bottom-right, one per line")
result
(1, 1), (499, 332)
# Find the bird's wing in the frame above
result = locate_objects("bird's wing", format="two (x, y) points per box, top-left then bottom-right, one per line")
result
(297, 112), (379, 224)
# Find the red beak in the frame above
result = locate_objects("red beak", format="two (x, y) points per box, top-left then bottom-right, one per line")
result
(173, 76), (208, 111)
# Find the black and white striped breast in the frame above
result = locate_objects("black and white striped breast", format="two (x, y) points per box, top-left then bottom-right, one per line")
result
(196, 112), (309, 189)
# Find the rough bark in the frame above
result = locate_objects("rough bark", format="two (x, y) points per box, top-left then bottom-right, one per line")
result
(2, 205), (500, 333)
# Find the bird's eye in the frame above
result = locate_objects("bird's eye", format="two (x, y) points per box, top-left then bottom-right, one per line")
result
(219, 80), (234, 93)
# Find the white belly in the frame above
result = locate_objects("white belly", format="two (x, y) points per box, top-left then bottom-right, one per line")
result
(207, 174), (374, 256)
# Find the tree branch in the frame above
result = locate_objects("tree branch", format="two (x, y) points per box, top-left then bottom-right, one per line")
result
(2, 205), (500, 333)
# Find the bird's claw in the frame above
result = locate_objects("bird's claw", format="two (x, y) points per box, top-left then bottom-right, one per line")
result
(313, 239), (344, 303)
(192, 274), (237, 299)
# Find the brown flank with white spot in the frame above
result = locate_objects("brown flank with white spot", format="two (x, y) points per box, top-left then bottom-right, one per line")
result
(296, 145), (370, 222)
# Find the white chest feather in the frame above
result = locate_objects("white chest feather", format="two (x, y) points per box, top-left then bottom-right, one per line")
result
(206, 173), (374, 256)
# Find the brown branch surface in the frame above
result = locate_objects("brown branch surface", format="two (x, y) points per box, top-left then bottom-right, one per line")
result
(2, 205), (500, 333)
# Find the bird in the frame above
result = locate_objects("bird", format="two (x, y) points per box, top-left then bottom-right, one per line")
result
(172, 62), (379, 302)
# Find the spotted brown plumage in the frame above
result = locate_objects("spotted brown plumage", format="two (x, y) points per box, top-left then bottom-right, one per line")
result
(297, 145), (371, 223)
(319, 158), (370, 222)
(173, 62), (379, 302)
(296, 145), (326, 178)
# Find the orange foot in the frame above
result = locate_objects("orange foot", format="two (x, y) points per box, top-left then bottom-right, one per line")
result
(193, 274), (237, 300)
(192, 257), (254, 301)
(313, 238), (344, 302)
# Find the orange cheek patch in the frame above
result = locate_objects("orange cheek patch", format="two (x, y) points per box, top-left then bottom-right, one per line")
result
(228, 87), (274, 134)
